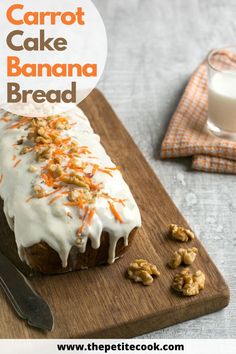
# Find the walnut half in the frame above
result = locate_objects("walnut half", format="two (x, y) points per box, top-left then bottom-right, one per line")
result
(127, 259), (160, 286)
(169, 224), (195, 242)
(168, 247), (198, 269)
(172, 268), (205, 296)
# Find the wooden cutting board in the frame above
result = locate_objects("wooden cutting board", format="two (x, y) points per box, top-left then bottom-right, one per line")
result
(0, 89), (229, 338)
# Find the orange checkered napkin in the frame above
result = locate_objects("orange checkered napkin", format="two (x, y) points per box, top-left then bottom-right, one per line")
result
(160, 53), (236, 174)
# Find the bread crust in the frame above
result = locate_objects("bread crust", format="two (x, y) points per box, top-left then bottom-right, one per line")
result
(23, 228), (137, 274)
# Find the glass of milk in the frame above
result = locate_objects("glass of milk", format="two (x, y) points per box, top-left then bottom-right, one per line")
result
(208, 46), (236, 140)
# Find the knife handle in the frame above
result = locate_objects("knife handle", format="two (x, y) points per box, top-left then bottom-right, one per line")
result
(0, 252), (39, 320)
(0, 251), (54, 331)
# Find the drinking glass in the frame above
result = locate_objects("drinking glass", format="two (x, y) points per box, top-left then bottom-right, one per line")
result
(208, 46), (236, 140)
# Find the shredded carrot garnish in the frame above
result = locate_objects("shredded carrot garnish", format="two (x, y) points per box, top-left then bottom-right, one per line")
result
(54, 149), (64, 155)
(45, 187), (62, 197)
(41, 173), (55, 187)
(78, 224), (85, 235)
(64, 201), (81, 207)
(89, 182), (102, 191)
(88, 209), (95, 225)
(0, 116), (11, 122)
(62, 137), (71, 145)
(92, 164), (99, 176)
(8, 117), (30, 129)
(12, 155), (17, 161)
(61, 191), (69, 195)
(108, 201), (123, 224)
(13, 159), (21, 168)
(119, 199), (126, 206)
(66, 161), (72, 169)
(49, 117), (68, 129)
(77, 207), (89, 235)
(101, 194), (126, 206)
(105, 166), (121, 171)
(64, 198), (84, 208)
(113, 198), (126, 206)
(48, 195), (62, 205)
(79, 148), (90, 154)
(71, 146), (91, 155)
(98, 168), (113, 177)
(9, 123), (22, 130)
(82, 207), (89, 218)
(83, 206), (89, 216)
(54, 139), (63, 147)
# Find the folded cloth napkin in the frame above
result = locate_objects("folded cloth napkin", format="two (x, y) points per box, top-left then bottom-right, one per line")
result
(160, 50), (236, 174)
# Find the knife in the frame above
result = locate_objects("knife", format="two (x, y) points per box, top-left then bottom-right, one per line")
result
(0, 251), (54, 331)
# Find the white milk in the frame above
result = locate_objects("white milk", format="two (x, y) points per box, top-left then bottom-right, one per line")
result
(208, 71), (236, 132)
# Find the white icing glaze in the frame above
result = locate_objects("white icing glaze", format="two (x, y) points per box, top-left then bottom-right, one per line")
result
(0, 107), (141, 268)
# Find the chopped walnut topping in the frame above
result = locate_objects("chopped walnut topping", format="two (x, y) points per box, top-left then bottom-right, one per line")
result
(69, 141), (79, 153)
(49, 131), (61, 145)
(55, 120), (70, 130)
(27, 131), (37, 142)
(70, 159), (81, 169)
(169, 224), (195, 242)
(20, 146), (33, 155)
(172, 268), (205, 296)
(27, 122), (52, 144)
(168, 247), (198, 269)
(48, 164), (63, 178)
(37, 127), (50, 139)
(68, 189), (81, 202)
(28, 165), (37, 173)
(46, 116), (54, 121)
(35, 127), (52, 144)
(62, 174), (89, 188)
(35, 146), (52, 161)
(68, 189), (96, 205)
(35, 136), (52, 144)
(55, 121), (64, 130)
(33, 185), (46, 198)
(127, 259), (160, 286)
(38, 120), (47, 127)
(31, 118), (47, 128)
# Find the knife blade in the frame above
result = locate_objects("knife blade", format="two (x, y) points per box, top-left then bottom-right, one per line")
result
(0, 251), (54, 331)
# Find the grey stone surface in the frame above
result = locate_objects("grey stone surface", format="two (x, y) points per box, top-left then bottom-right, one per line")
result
(93, 0), (236, 338)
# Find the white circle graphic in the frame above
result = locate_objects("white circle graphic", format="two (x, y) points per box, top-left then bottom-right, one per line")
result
(0, 0), (107, 116)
